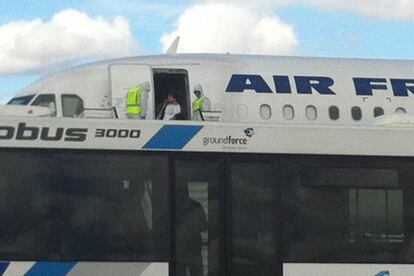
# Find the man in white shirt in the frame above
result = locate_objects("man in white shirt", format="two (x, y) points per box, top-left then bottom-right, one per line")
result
(163, 93), (181, 120)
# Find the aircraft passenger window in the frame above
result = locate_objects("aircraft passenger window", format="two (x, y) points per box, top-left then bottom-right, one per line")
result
(283, 105), (294, 120)
(32, 94), (56, 117)
(374, 107), (384, 117)
(306, 105), (317, 121)
(395, 107), (407, 114)
(329, 106), (340, 120)
(62, 94), (84, 117)
(351, 106), (362, 121)
(260, 104), (272, 120)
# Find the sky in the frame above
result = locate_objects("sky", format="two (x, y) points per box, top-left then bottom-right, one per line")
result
(0, 0), (413, 103)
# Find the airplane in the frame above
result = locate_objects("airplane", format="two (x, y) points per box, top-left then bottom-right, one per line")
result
(2, 39), (413, 126)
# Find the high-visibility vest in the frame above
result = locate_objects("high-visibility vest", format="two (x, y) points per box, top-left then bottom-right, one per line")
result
(126, 86), (142, 115)
(192, 96), (206, 111)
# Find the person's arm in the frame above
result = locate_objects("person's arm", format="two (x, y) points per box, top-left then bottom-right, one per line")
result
(155, 101), (167, 119)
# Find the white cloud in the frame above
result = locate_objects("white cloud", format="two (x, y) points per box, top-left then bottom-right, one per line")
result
(200, 0), (414, 20)
(295, 0), (413, 20)
(0, 9), (139, 74)
(161, 3), (298, 55)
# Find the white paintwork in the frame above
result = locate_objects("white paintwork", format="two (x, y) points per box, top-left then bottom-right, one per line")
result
(1, 262), (168, 276)
(284, 263), (412, 276)
(0, 105), (51, 117)
(142, 263), (169, 276)
(8, 54), (414, 126)
(3, 262), (35, 276)
(1, 117), (414, 158)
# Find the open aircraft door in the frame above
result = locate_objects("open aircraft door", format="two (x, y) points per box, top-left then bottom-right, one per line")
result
(109, 64), (154, 119)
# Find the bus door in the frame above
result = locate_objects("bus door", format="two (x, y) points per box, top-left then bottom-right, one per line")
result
(174, 160), (225, 276)
(174, 158), (280, 276)
(228, 160), (281, 276)
(109, 64), (154, 119)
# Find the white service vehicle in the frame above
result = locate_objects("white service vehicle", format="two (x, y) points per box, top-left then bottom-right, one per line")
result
(0, 52), (414, 276)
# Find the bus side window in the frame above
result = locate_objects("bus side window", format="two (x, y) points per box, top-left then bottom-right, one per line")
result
(283, 158), (404, 263)
(62, 94), (84, 117)
(175, 160), (224, 276)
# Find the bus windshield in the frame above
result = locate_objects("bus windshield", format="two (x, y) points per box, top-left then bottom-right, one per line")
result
(7, 95), (35, 105)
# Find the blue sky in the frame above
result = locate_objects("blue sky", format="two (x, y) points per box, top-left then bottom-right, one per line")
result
(0, 0), (413, 103)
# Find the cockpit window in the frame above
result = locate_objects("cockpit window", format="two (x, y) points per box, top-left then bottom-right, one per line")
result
(7, 95), (35, 105)
(32, 94), (57, 117)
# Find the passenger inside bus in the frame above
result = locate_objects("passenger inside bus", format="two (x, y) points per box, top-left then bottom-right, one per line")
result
(176, 184), (207, 276)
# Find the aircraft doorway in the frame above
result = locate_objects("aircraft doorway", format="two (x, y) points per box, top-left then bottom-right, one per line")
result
(154, 69), (190, 120)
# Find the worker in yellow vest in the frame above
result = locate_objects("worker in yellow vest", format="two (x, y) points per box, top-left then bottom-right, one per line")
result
(126, 82), (149, 119)
(192, 84), (211, 121)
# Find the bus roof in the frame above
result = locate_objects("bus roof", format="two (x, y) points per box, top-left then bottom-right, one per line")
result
(0, 116), (413, 157)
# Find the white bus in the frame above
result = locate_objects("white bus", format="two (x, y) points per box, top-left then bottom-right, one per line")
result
(1, 53), (414, 275)
(0, 115), (414, 276)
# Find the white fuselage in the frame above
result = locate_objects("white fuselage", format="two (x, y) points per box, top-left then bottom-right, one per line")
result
(9, 54), (414, 125)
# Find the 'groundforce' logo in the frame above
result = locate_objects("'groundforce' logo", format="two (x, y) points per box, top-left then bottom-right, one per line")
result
(203, 135), (248, 146)
(0, 123), (87, 142)
(202, 128), (254, 146)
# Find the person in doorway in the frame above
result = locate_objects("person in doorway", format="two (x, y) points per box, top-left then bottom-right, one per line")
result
(192, 84), (211, 121)
(176, 196), (208, 276)
(157, 88), (182, 120)
(125, 82), (149, 119)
